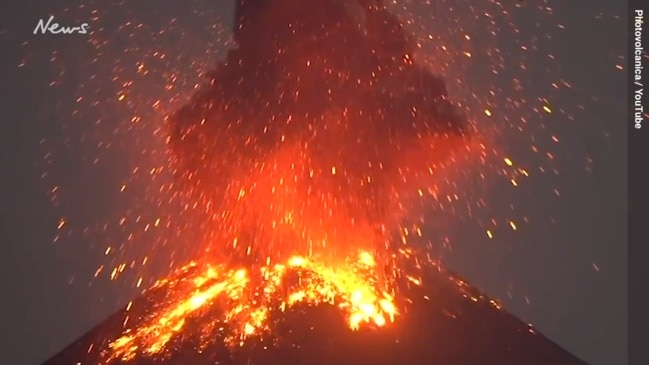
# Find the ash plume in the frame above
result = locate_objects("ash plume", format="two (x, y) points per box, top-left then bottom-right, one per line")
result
(168, 0), (469, 264)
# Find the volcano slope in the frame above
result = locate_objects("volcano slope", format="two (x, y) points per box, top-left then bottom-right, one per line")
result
(43, 266), (587, 365)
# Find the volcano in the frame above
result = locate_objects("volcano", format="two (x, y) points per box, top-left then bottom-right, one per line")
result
(43, 267), (587, 365)
(43, 1), (589, 364)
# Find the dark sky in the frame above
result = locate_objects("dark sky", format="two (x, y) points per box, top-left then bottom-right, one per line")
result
(0, 1), (626, 365)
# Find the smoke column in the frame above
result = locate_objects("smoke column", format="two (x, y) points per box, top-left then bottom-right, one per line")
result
(168, 0), (471, 267)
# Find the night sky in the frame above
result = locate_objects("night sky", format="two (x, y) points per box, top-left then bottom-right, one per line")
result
(0, 1), (626, 365)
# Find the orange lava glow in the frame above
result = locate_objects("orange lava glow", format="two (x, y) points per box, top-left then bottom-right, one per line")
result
(108, 251), (397, 362)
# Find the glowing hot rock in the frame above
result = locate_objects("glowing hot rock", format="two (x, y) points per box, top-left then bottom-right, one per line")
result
(108, 251), (398, 362)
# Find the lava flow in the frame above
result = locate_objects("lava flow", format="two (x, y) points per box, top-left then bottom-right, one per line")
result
(102, 0), (482, 362)
(108, 251), (399, 362)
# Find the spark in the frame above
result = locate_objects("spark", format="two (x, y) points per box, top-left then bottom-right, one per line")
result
(509, 221), (517, 231)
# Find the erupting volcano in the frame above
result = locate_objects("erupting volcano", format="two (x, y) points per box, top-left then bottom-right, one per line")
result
(45, 1), (587, 364)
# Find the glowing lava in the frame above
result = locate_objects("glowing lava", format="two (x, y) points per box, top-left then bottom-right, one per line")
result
(108, 251), (397, 362)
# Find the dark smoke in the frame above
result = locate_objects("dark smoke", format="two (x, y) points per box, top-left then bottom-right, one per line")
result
(168, 0), (467, 262)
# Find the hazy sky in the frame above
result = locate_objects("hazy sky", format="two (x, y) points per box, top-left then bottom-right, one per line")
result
(0, 1), (626, 364)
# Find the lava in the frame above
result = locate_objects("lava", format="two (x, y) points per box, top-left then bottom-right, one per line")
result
(107, 251), (398, 362)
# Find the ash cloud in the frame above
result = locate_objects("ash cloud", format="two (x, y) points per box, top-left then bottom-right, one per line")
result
(168, 0), (468, 262)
